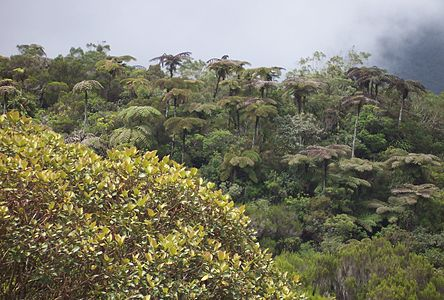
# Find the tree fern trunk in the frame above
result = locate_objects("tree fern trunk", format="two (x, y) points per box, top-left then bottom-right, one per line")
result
(213, 75), (221, 99)
(231, 168), (237, 182)
(398, 97), (405, 127)
(83, 91), (88, 130)
(170, 136), (175, 156)
(296, 96), (302, 115)
(322, 160), (328, 193)
(301, 96), (306, 114)
(351, 110), (360, 158)
(181, 131), (186, 163)
(173, 98), (177, 117)
(252, 116), (259, 147)
(3, 94), (7, 114)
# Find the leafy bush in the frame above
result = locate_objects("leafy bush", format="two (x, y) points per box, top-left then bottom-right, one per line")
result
(246, 200), (302, 254)
(0, 112), (303, 299)
(276, 237), (444, 299)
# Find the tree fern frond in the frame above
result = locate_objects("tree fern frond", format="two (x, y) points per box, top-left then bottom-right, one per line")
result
(164, 117), (205, 136)
(72, 80), (103, 93)
(356, 214), (383, 232)
(116, 106), (162, 127)
(0, 85), (20, 97)
(110, 126), (154, 149)
(385, 153), (441, 169)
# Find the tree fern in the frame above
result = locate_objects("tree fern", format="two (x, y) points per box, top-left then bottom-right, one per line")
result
(283, 77), (324, 114)
(72, 80), (103, 128)
(298, 144), (351, 193)
(163, 117), (205, 162)
(72, 80), (103, 94)
(220, 149), (261, 182)
(163, 117), (205, 136)
(356, 213), (383, 232)
(337, 157), (383, 173)
(206, 57), (249, 98)
(110, 125), (155, 150)
(150, 52), (192, 78)
(385, 152), (441, 169)
(282, 154), (313, 166)
(185, 102), (218, 116)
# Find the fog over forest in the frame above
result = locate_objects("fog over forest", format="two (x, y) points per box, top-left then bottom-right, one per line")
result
(1, 0), (443, 92)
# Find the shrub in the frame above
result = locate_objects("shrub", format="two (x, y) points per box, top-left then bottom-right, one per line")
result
(0, 112), (303, 299)
(276, 237), (444, 299)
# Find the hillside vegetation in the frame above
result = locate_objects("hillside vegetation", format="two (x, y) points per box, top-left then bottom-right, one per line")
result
(0, 43), (443, 299)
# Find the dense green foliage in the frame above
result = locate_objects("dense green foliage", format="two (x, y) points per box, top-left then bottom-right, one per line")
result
(0, 112), (302, 299)
(275, 238), (444, 299)
(0, 43), (443, 298)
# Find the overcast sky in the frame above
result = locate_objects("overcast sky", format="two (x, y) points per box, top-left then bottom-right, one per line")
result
(1, 0), (443, 86)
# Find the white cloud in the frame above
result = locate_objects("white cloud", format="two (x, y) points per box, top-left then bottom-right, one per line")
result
(0, 0), (443, 72)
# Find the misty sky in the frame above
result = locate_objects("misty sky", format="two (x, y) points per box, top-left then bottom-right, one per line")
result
(1, 0), (443, 90)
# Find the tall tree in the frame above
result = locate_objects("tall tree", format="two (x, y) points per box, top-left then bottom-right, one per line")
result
(72, 80), (103, 129)
(341, 94), (379, 158)
(17, 44), (46, 57)
(276, 113), (323, 151)
(150, 52), (192, 78)
(386, 75), (426, 126)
